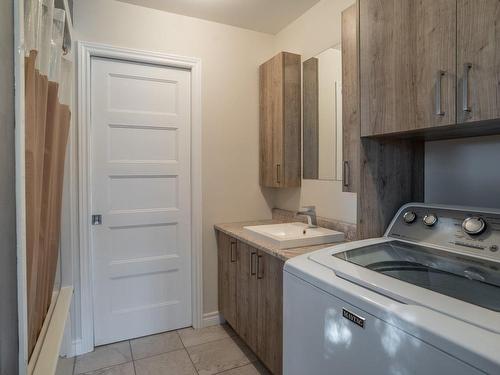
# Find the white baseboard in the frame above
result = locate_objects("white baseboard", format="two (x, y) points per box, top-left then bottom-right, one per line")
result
(202, 311), (224, 328)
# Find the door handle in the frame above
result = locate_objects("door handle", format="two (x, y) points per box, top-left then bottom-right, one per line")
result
(92, 214), (102, 225)
(435, 70), (445, 116)
(463, 63), (472, 113)
(343, 161), (349, 187)
(250, 252), (257, 276)
(276, 164), (281, 184)
(257, 255), (264, 279)
(230, 241), (237, 263)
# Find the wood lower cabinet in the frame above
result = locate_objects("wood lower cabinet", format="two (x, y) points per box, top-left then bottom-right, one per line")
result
(217, 231), (237, 329)
(457, 0), (500, 124)
(217, 232), (284, 375)
(236, 241), (259, 352)
(256, 251), (284, 375)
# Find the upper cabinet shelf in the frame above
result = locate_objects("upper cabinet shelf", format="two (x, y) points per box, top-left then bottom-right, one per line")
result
(360, 0), (500, 138)
(259, 52), (301, 188)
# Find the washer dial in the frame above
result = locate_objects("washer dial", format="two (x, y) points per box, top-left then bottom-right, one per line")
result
(462, 217), (486, 236)
(423, 213), (438, 227)
(403, 211), (417, 224)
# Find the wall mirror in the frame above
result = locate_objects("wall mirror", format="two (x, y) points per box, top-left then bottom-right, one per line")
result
(303, 44), (343, 181)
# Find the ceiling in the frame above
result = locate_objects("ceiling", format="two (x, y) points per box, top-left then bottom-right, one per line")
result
(115, 0), (321, 34)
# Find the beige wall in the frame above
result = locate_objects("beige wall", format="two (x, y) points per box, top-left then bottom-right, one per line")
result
(271, 0), (357, 224)
(73, 0), (276, 325)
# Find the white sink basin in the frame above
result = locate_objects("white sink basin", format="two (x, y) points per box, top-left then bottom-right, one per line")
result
(243, 222), (344, 249)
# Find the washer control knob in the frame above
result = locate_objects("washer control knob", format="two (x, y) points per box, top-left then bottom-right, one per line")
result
(423, 213), (438, 227)
(462, 217), (486, 236)
(403, 211), (417, 224)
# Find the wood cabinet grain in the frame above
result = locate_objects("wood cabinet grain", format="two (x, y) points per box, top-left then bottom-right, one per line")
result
(217, 231), (237, 329)
(457, 0), (500, 123)
(359, 0), (456, 136)
(341, 3), (360, 193)
(260, 52), (301, 188)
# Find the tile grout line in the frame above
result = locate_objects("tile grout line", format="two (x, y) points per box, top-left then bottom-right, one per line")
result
(129, 340), (138, 375)
(177, 330), (200, 375)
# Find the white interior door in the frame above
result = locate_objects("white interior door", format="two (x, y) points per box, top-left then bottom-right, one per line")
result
(90, 57), (192, 346)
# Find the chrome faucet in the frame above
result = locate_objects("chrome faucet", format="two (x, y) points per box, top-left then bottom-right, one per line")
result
(296, 206), (318, 228)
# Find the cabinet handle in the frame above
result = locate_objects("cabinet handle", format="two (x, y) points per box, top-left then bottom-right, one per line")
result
(250, 252), (257, 276)
(257, 255), (264, 279)
(276, 164), (281, 184)
(343, 161), (349, 187)
(435, 70), (445, 116)
(230, 241), (237, 263)
(463, 63), (472, 113)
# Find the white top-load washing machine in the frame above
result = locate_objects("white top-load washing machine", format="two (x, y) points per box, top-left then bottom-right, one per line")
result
(284, 203), (500, 375)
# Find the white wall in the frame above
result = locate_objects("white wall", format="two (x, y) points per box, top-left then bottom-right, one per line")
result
(425, 135), (500, 209)
(73, 0), (276, 338)
(271, 0), (357, 224)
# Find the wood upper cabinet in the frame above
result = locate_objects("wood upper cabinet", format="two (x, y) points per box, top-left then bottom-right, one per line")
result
(360, 0), (456, 136)
(342, 4), (360, 193)
(217, 232), (237, 329)
(256, 250), (284, 375)
(260, 52), (301, 188)
(236, 241), (259, 353)
(457, 0), (500, 123)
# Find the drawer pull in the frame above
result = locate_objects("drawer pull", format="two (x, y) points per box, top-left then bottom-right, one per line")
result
(257, 255), (264, 279)
(463, 63), (472, 113)
(435, 70), (445, 116)
(230, 241), (237, 263)
(250, 252), (257, 276)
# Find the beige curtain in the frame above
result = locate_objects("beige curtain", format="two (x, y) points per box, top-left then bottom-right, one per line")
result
(24, 0), (72, 357)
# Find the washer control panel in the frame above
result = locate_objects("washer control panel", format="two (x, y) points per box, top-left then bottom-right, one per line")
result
(388, 204), (500, 261)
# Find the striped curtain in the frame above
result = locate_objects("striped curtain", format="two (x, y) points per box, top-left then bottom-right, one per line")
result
(24, 0), (72, 358)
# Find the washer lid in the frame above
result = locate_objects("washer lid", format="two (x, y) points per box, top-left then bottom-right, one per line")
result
(334, 240), (500, 313)
(306, 238), (500, 334)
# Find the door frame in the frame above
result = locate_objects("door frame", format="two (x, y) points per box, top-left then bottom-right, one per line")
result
(77, 41), (203, 354)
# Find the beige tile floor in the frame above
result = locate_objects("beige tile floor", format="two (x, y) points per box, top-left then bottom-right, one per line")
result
(67, 324), (270, 375)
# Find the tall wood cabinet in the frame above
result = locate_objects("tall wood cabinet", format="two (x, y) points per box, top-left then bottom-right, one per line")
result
(260, 52), (301, 188)
(341, 4), (360, 193)
(217, 233), (284, 375)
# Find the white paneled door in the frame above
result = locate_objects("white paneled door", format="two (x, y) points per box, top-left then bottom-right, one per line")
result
(91, 57), (192, 346)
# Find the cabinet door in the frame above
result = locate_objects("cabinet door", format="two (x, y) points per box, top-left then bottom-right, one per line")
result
(282, 52), (302, 187)
(360, 0), (456, 136)
(342, 4), (359, 192)
(236, 242), (259, 352)
(260, 53), (284, 188)
(257, 251), (284, 375)
(217, 232), (237, 328)
(457, 0), (500, 123)
(260, 52), (301, 188)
